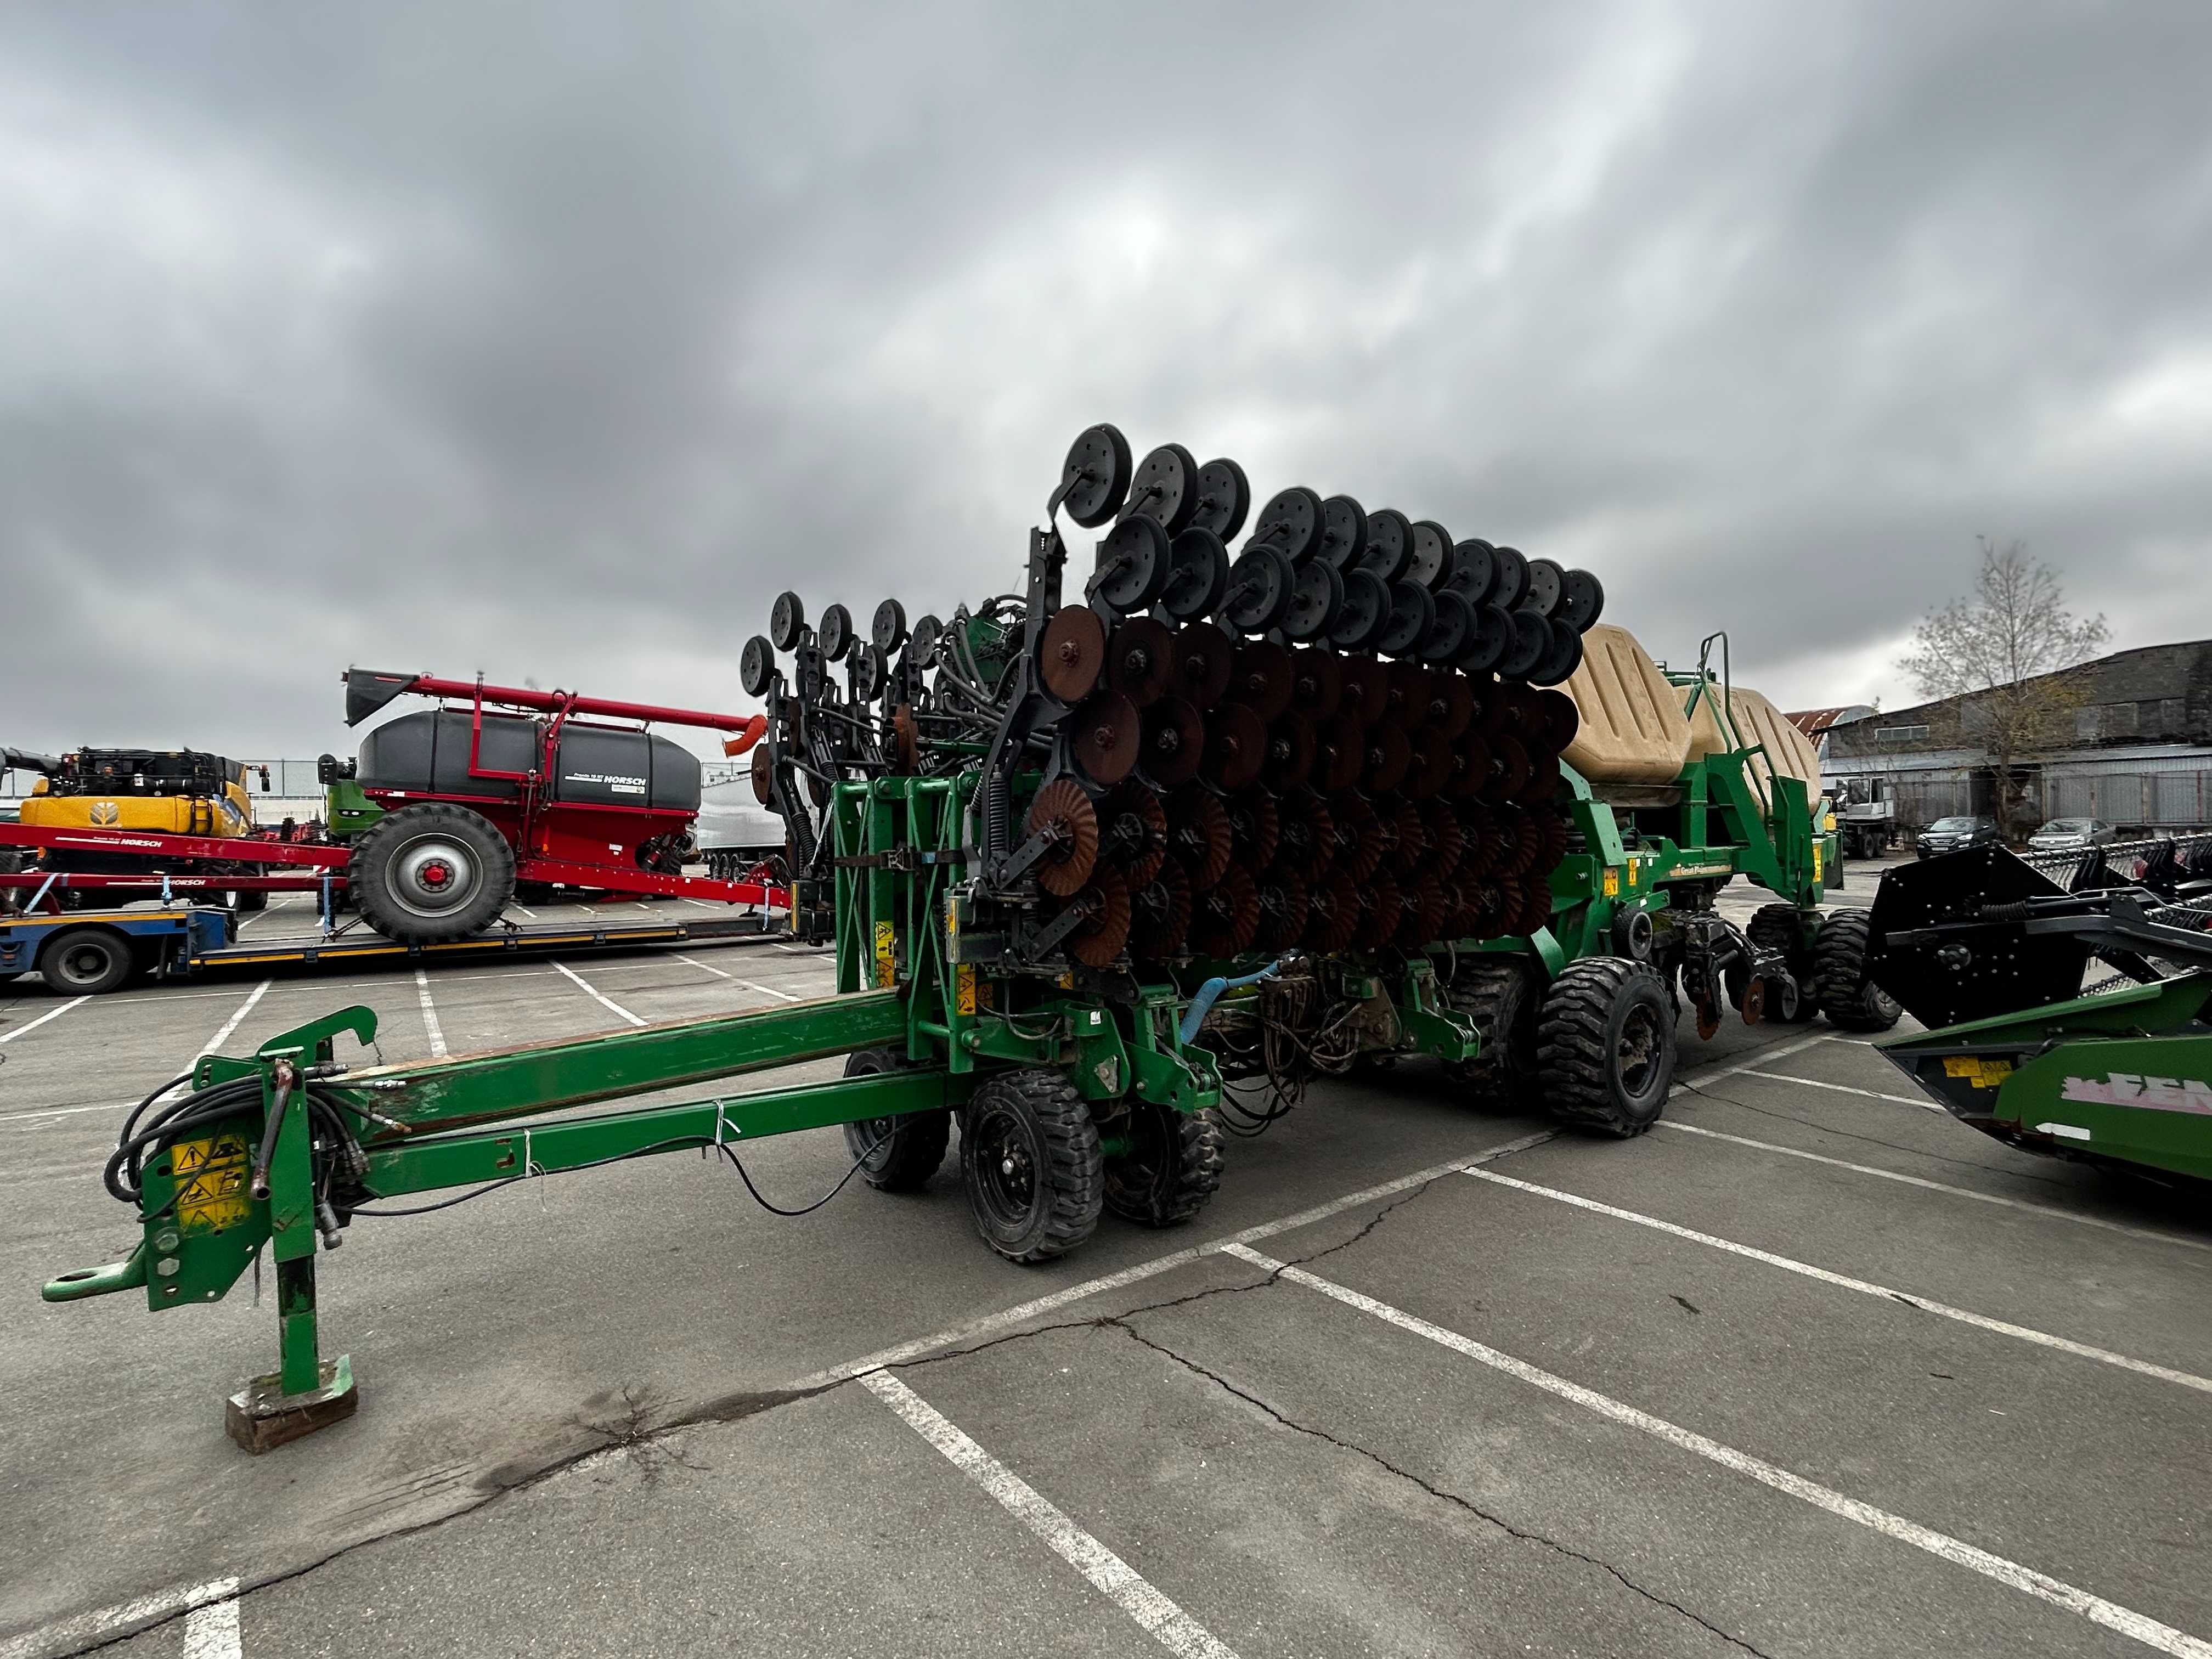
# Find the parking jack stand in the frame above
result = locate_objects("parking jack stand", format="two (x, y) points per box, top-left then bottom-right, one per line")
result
(225, 1075), (356, 1453)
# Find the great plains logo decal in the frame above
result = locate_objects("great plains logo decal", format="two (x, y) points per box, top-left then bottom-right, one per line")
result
(90, 801), (121, 825)
(2061, 1072), (2212, 1116)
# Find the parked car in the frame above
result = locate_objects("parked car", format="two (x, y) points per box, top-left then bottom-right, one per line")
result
(2027, 817), (2117, 854)
(1916, 815), (2001, 857)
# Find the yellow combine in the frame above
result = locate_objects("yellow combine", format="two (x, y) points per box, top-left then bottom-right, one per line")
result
(3, 748), (270, 911)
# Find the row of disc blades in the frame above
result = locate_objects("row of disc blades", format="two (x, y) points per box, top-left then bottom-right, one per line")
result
(1060, 425), (1604, 686)
(1032, 781), (1574, 967)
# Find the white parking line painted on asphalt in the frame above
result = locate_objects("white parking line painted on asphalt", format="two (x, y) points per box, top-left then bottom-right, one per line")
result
(197, 980), (270, 1058)
(862, 1372), (1240, 1659)
(1732, 1068), (1940, 1110)
(1677, 1030), (1832, 1086)
(795, 1131), (1556, 1390)
(1461, 1167), (2212, 1395)
(0, 1576), (240, 1659)
(681, 898), (719, 909)
(552, 961), (646, 1028)
(1224, 1245), (2212, 1659)
(1658, 1120), (2212, 1252)
(738, 978), (803, 1003)
(674, 952), (732, 979)
(0, 996), (90, 1046)
(508, 902), (538, 919)
(179, 1593), (242, 1659)
(0, 1100), (131, 1127)
(414, 968), (448, 1058)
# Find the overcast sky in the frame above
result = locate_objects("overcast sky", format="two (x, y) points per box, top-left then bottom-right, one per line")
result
(3, 1), (2208, 768)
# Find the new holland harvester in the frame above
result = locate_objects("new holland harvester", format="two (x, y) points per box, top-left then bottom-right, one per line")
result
(43, 425), (1898, 1449)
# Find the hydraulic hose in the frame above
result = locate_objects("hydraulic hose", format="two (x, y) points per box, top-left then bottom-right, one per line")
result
(1178, 956), (1292, 1045)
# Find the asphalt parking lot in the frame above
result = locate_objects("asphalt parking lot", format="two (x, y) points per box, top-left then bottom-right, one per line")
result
(3, 875), (2208, 1659)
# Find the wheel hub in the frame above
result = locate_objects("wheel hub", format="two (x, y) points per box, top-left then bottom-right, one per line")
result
(393, 838), (478, 916)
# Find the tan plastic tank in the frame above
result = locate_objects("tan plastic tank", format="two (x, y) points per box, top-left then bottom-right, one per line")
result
(1559, 625), (1692, 788)
(1677, 682), (1822, 809)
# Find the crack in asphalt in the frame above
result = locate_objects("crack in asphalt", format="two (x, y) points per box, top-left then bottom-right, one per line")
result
(1107, 1319), (1775, 1659)
(31, 1156), (1501, 1658)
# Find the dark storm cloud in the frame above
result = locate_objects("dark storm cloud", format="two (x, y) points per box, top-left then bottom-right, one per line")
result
(2, 1), (2208, 761)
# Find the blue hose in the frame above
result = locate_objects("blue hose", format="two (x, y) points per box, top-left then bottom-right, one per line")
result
(1177, 957), (1290, 1045)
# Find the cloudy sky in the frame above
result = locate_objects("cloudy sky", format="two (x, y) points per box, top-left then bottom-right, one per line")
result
(3, 1), (2208, 767)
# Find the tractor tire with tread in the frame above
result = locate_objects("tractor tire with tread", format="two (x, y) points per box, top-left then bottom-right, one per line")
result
(1746, 902), (1819, 1024)
(1445, 958), (1542, 1108)
(961, 1067), (1104, 1263)
(347, 804), (516, 945)
(1812, 907), (1902, 1032)
(1537, 957), (1676, 1137)
(1103, 1101), (1224, 1228)
(840, 1048), (951, 1192)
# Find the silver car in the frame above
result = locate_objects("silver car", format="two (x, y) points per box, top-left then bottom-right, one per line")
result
(2027, 817), (2116, 853)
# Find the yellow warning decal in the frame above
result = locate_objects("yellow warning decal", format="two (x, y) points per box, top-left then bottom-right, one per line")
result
(1944, 1055), (2015, 1089)
(873, 920), (896, 988)
(1813, 845), (1825, 883)
(1602, 868), (1621, 898)
(170, 1130), (255, 1234)
(955, 962), (978, 1016)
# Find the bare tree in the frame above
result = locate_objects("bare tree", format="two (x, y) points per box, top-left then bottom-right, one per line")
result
(1898, 538), (2108, 842)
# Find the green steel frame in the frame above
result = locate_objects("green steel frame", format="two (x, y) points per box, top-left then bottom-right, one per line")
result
(44, 769), (1481, 1438)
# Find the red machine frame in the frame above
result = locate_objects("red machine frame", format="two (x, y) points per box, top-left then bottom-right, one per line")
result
(2, 674), (788, 917)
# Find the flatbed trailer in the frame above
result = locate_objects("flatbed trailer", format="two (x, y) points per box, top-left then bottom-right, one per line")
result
(0, 902), (789, 995)
(0, 820), (789, 913)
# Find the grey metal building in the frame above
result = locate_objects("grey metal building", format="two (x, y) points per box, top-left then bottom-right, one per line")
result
(1820, 640), (2212, 832)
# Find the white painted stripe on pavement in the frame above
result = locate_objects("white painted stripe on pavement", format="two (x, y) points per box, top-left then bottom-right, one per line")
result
(0, 1100), (129, 1127)
(681, 898), (719, 909)
(1733, 1068), (1939, 1110)
(794, 1131), (1554, 1389)
(1224, 1244), (2212, 1659)
(552, 961), (646, 1028)
(196, 980), (270, 1058)
(0, 996), (90, 1045)
(1462, 1167), (2212, 1395)
(0, 1576), (240, 1659)
(414, 968), (448, 1058)
(738, 978), (803, 1002)
(1658, 1120), (2212, 1253)
(674, 952), (732, 979)
(862, 1372), (1239, 1658)
(507, 902), (537, 919)
(180, 1594), (242, 1659)
(1676, 1030), (1831, 1086)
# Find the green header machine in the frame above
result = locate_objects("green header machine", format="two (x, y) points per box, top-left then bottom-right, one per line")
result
(43, 427), (1894, 1449)
(1867, 834), (2212, 1187)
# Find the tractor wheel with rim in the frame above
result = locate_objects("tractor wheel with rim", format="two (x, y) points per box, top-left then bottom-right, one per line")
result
(346, 803), (516, 944)
(1536, 957), (1676, 1137)
(38, 926), (137, 995)
(1812, 907), (1902, 1032)
(1746, 902), (1819, 1023)
(1446, 957), (1542, 1109)
(1102, 1100), (1224, 1227)
(961, 1067), (1104, 1263)
(840, 1048), (951, 1193)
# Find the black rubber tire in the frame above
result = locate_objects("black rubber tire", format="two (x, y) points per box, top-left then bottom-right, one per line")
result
(1537, 957), (1676, 1137)
(840, 1048), (951, 1192)
(347, 804), (516, 944)
(1445, 958), (1543, 1109)
(1103, 1102), (1224, 1228)
(1746, 902), (1819, 1024)
(1812, 907), (1903, 1032)
(961, 1068), (1104, 1263)
(38, 927), (136, 995)
(235, 887), (268, 915)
